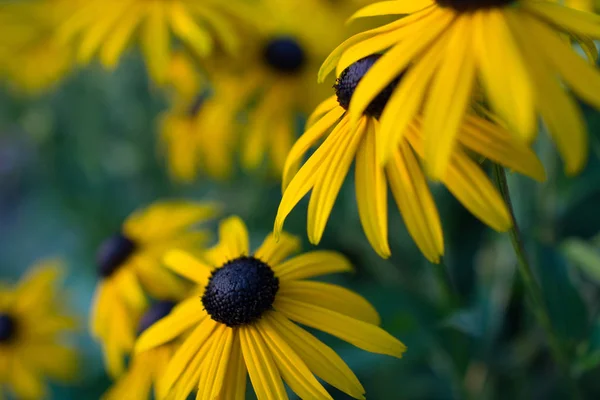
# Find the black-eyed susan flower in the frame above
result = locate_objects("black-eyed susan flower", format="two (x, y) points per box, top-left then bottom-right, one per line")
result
(103, 301), (179, 400)
(276, 56), (546, 261)
(135, 216), (406, 399)
(91, 201), (217, 378)
(56, 0), (242, 83)
(0, 259), (78, 400)
(0, 1), (74, 94)
(320, 0), (600, 179)
(158, 55), (254, 182)
(216, 0), (353, 177)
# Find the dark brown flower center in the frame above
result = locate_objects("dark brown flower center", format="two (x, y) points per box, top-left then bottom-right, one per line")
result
(96, 233), (137, 278)
(0, 314), (16, 343)
(263, 36), (306, 74)
(137, 301), (177, 335)
(202, 256), (279, 327)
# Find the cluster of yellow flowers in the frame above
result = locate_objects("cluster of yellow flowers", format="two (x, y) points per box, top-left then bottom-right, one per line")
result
(2, 0), (600, 398)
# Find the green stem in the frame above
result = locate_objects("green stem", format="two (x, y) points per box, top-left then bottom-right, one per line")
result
(492, 165), (581, 399)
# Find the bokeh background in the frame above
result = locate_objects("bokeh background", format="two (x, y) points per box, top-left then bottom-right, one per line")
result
(2, 1), (600, 399)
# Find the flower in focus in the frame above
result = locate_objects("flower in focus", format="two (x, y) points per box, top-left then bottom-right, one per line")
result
(320, 0), (600, 179)
(0, 259), (78, 400)
(102, 301), (179, 400)
(0, 1), (74, 94)
(275, 56), (546, 261)
(91, 201), (217, 377)
(135, 216), (406, 399)
(56, 0), (242, 83)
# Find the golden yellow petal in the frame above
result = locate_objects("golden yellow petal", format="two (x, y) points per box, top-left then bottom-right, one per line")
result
(273, 251), (353, 281)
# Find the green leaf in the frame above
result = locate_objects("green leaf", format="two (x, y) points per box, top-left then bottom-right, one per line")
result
(561, 238), (600, 285)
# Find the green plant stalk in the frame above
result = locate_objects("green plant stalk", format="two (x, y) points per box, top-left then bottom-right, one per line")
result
(493, 165), (580, 399)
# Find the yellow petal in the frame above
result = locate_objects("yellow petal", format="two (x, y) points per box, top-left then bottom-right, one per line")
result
(77, 3), (127, 64)
(135, 297), (206, 353)
(100, 3), (143, 68)
(349, 0), (434, 20)
(11, 358), (46, 400)
(279, 281), (380, 325)
(164, 249), (213, 285)
(141, 1), (170, 83)
(256, 318), (333, 400)
(197, 325), (234, 400)
(347, 8), (454, 123)
(306, 95), (339, 128)
(459, 115), (546, 182)
(355, 119), (390, 258)
(276, 297), (406, 358)
(274, 117), (350, 237)
(307, 117), (366, 244)
(283, 106), (344, 191)
(254, 232), (301, 266)
(218, 216), (250, 261)
(385, 138), (444, 263)
(169, 2), (212, 58)
(422, 15), (476, 180)
(273, 251), (353, 281)
(239, 325), (289, 400)
(160, 316), (218, 394)
(507, 11), (588, 175)
(220, 332), (247, 400)
(473, 10), (535, 140)
(267, 313), (365, 400)
(523, 1), (600, 38)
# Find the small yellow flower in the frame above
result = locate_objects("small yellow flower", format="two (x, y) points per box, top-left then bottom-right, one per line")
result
(321, 0), (600, 178)
(135, 216), (406, 399)
(91, 201), (217, 378)
(276, 57), (546, 261)
(0, 259), (78, 400)
(57, 0), (242, 83)
(102, 301), (179, 400)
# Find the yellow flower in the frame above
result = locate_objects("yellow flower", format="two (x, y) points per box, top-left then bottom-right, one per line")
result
(0, 259), (78, 400)
(275, 57), (546, 261)
(158, 56), (254, 182)
(0, 1), (74, 94)
(102, 301), (178, 400)
(205, 0), (355, 177)
(91, 201), (217, 378)
(135, 216), (406, 399)
(57, 0), (241, 83)
(320, 0), (600, 179)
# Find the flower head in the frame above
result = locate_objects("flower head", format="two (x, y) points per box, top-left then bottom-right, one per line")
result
(135, 216), (406, 399)
(320, 0), (600, 178)
(0, 259), (78, 400)
(275, 57), (546, 261)
(90, 201), (218, 377)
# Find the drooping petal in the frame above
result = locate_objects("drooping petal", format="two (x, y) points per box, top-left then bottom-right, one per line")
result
(197, 325), (234, 400)
(355, 119), (390, 258)
(220, 332), (247, 400)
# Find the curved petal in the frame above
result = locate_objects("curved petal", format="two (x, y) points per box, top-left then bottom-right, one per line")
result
(254, 232), (301, 266)
(218, 216), (250, 261)
(273, 251), (353, 281)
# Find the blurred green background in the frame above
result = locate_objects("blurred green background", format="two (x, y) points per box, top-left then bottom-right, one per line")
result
(3, 41), (600, 400)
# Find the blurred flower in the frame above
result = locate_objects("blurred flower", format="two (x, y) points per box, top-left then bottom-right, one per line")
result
(275, 56), (546, 261)
(0, 1), (74, 94)
(158, 55), (252, 182)
(91, 201), (217, 378)
(56, 0), (243, 83)
(135, 216), (405, 399)
(565, 0), (596, 12)
(102, 301), (178, 400)
(320, 0), (600, 179)
(0, 259), (78, 400)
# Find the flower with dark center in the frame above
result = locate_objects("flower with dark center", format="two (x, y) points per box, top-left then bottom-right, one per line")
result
(96, 233), (137, 278)
(137, 301), (177, 335)
(435, 0), (515, 12)
(263, 36), (306, 74)
(0, 313), (16, 343)
(202, 256), (279, 327)
(334, 55), (402, 119)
